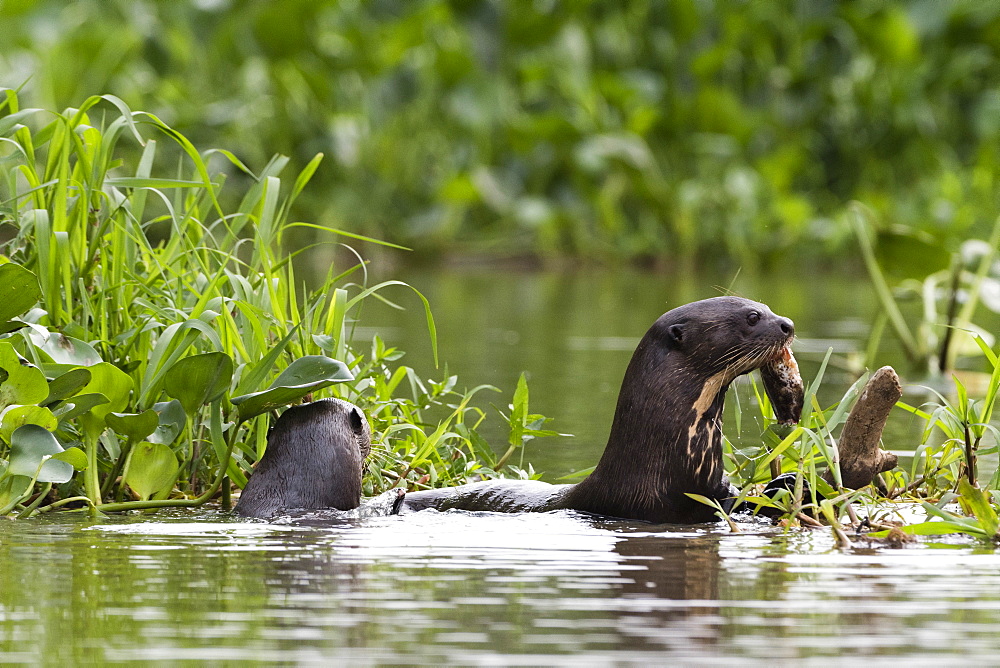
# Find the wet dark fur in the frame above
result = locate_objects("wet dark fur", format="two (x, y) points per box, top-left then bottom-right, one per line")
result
(235, 398), (371, 519)
(403, 296), (796, 523)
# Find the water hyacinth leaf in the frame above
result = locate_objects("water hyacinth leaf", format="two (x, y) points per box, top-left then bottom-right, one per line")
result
(0, 405), (57, 443)
(0, 263), (41, 324)
(33, 332), (102, 367)
(147, 400), (186, 445)
(77, 363), (133, 437)
(55, 393), (110, 422)
(51, 447), (88, 470)
(0, 320), (27, 336)
(232, 326), (299, 397)
(230, 356), (353, 422)
(124, 442), (179, 501)
(8, 424), (74, 483)
(163, 352), (234, 417)
(106, 410), (159, 444)
(42, 367), (92, 407)
(0, 341), (48, 410)
(0, 474), (31, 513)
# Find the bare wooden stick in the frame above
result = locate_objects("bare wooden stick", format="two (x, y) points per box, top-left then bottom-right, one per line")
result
(825, 366), (901, 490)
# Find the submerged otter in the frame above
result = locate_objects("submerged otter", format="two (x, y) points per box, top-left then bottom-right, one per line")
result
(237, 296), (803, 523)
(235, 398), (371, 518)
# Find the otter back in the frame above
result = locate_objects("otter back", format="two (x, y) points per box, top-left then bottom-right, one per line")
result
(235, 399), (372, 519)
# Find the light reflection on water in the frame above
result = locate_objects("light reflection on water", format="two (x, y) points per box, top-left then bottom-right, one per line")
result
(2, 509), (1000, 664)
(4, 266), (1000, 662)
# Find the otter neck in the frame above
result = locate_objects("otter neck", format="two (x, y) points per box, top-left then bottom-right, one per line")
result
(569, 351), (734, 517)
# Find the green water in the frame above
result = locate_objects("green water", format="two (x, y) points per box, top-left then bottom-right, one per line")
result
(2, 511), (999, 664)
(3, 265), (1000, 664)
(357, 264), (923, 476)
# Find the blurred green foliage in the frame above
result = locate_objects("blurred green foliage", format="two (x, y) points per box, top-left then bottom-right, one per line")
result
(2, 0), (1000, 262)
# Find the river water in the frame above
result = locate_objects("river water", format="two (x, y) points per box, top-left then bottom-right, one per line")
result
(2, 510), (998, 665)
(2, 265), (1000, 664)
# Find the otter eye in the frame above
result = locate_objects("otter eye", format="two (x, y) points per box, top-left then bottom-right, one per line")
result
(747, 311), (760, 326)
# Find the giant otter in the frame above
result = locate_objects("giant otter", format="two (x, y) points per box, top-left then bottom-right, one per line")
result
(401, 296), (800, 523)
(235, 398), (371, 518)
(236, 296), (804, 524)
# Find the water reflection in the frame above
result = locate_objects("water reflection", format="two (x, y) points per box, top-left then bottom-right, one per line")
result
(3, 510), (1000, 663)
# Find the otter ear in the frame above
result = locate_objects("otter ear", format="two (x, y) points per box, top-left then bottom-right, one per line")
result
(348, 406), (365, 435)
(668, 323), (684, 346)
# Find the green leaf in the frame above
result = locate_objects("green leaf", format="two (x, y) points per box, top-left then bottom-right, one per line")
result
(958, 479), (999, 536)
(869, 521), (987, 538)
(0, 263), (41, 324)
(0, 405), (57, 443)
(147, 400), (186, 445)
(232, 326), (299, 397)
(0, 475), (31, 514)
(106, 410), (159, 444)
(230, 355), (353, 422)
(51, 447), (88, 471)
(104, 177), (206, 188)
(77, 363), (133, 438)
(41, 367), (92, 407)
(33, 332), (102, 366)
(509, 372), (529, 448)
(163, 352), (234, 417)
(124, 442), (179, 501)
(9, 424), (73, 483)
(0, 341), (49, 410)
(56, 393), (110, 422)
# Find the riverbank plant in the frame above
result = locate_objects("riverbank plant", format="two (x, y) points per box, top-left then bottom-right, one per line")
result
(712, 342), (1000, 544)
(0, 91), (539, 516)
(851, 202), (1000, 375)
(4, 91), (1000, 537)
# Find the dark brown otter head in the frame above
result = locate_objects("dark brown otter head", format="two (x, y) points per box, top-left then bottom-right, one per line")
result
(651, 296), (794, 379)
(567, 296), (798, 523)
(235, 398), (372, 519)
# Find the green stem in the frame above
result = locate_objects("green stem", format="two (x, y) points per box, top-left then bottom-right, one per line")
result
(495, 444), (518, 471)
(0, 459), (48, 516)
(96, 418), (240, 513)
(17, 483), (52, 518)
(102, 439), (133, 498)
(938, 256), (963, 374)
(84, 431), (102, 506)
(965, 423), (978, 488)
(849, 203), (921, 365)
(31, 496), (96, 515)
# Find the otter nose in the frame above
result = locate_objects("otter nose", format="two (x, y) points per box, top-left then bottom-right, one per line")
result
(779, 318), (794, 337)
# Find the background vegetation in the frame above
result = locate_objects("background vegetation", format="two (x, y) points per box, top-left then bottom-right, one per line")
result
(3, 1), (1000, 534)
(4, 0), (1000, 263)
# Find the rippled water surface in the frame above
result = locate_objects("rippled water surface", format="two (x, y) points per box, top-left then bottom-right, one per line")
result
(4, 266), (1000, 663)
(2, 509), (999, 665)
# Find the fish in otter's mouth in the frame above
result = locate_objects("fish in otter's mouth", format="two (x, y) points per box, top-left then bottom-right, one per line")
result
(760, 344), (804, 425)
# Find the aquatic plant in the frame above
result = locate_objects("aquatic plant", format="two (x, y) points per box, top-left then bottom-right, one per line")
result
(890, 334), (1000, 494)
(707, 337), (1000, 543)
(851, 202), (1000, 375)
(0, 91), (536, 516)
